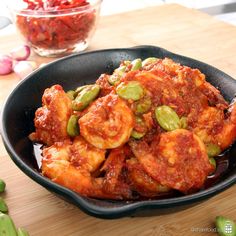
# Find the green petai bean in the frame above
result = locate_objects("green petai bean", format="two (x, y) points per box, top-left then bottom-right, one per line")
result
(68, 85), (90, 101)
(155, 105), (180, 131)
(17, 228), (29, 236)
(123, 60), (131, 67)
(108, 75), (120, 85)
(75, 85), (89, 94)
(206, 143), (221, 157)
(67, 115), (79, 137)
(180, 116), (188, 129)
(0, 197), (8, 213)
(135, 96), (152, 114)
(115, 65), (126, 76)
(66, 90), (76, 100)
(131, 130), (146, 139)
(0, 179), (6, 193)
(131, 116), (147, 139)
(116, 81), (144, 101)
(108, 66), (126, 85)
(0, 212), (17, 236)
(72, 84), (100, 111)
(209, 157), (216, 170)
(131, 58), (142, 71)
(142, 57), (158, 67)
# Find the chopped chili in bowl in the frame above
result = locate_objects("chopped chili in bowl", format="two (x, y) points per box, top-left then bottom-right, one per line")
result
(14, 0), (100, 56)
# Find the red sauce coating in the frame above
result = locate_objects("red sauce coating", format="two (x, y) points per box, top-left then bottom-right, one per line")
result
(30, 57), (236, 200)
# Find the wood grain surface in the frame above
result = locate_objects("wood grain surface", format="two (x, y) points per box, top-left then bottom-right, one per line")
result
(0, 4), (236, 236)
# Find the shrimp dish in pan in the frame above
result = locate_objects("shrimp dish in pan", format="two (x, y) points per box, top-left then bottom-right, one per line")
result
(29, 57), (236, 200)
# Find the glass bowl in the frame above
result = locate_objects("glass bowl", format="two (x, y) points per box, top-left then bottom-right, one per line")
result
(8, 0), (102, 57)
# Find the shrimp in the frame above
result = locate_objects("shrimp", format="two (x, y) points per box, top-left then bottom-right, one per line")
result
(69, 136), (105, 172)
(42, 136), (133, 199)
(42, 136), (106, 197)
(79, 94), (134, 149)
(29, 85), (72, 146)
(197, 80), (228, 109)
(130, 129), (214, 193)
(101, 147), (133, 199)
(191, 102), (236, 151)
(127, 158), (170, 197)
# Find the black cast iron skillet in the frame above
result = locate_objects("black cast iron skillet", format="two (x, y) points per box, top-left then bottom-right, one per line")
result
(1, 45), (236, 219)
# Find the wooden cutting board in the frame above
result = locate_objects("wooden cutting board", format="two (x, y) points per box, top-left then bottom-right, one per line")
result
(0, 4), (236, 236)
